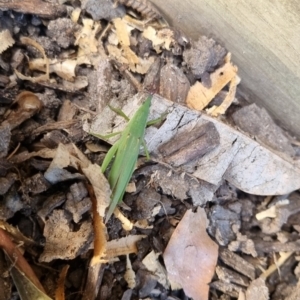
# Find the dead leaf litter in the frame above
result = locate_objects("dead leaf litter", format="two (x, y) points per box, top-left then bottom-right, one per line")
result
(0, 0), (300, 299)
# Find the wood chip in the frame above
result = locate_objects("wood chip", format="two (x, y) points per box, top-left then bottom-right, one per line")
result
(219, 248), (256, 280)
(186, 60), (237, 110)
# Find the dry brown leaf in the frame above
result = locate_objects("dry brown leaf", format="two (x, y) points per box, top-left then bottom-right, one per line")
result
(106, 44), (129, 65)
(15, 36), (49, 83)
(143, 26), (174, 52)
(9, 148), (57, 164)
(107, 44), (154, 74)
(0, 29), (15, 54)
(107, 31), (119, 46)
(39, 209), (93, 262)
(135, 56), (156, 74)
(29, 58), (77, 81)
(156, 28), (175, 50)
(207, 75), (238, 116)
(124, 46), (140, 66)
(76, 160), (111, 218)
(85, 141), (108, 153)
(44, 143), (72, 170)
(186, 60), (237, 110)
(145, 95), (300, 195)
(52, 143), (110, 218)
(112, 18), (139, 70)
(142, 250), (169, 289)
(163, 208), (218, 300)
(42, 144), (109, 214)
(62, 75), (88, 91)
(123, 14), (146, 31)
(74, 18), (101, 65)
(113, 18), (131, 47)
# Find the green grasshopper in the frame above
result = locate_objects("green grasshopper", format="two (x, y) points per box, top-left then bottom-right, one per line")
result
(97, 95), (152, 222)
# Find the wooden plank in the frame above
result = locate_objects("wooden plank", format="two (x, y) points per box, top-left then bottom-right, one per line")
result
(152, 0), (300, 138)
